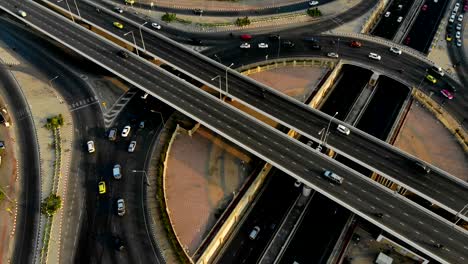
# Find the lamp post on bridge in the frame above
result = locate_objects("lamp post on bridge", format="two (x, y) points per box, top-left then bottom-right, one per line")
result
(124, 31), (139, 56)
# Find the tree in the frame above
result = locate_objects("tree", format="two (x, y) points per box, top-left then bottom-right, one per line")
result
(307, 8), (322, 17)
(0, 190), (5, 202)
(41, 194), (62, 216)
(235, 17), (251, 27)
(162, 13), (177, 22)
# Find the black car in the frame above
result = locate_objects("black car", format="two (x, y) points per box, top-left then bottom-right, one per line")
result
(0, 113), (5, 124)
(0, 141), (5, 149)
(447, 85), (457, 93)
(414, 162), (431, 174)
(193, 9), (204, 15)
(310, 44), (322, 50)
(114, 236), (125, 251)
(190, 38), (203, 45)
(282, 40), (295, 48)
(268, 34), (280, 40)
(117, 50), (129, 59)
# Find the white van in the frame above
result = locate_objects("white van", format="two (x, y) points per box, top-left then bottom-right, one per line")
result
(113, 164), (122, 179)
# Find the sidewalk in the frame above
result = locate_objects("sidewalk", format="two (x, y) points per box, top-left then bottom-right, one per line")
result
(138, 0), (307, 11)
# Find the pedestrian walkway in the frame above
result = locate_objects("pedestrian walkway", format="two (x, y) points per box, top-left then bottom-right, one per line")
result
(136, 0), (306, 11)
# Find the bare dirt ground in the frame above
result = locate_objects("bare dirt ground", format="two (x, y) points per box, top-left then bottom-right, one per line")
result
(394, 101), (468, 181)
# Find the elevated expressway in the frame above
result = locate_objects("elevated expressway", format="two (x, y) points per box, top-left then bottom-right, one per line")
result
(45, 0), (468, 220)
(2, 1), (467, 263)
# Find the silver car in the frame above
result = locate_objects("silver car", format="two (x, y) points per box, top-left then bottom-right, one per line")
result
(117, 199), (126, 216)
(128, 141), (136, 152)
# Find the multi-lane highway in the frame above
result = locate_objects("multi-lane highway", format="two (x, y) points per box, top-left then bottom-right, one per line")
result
(50, 0), (468, 218)
(2, 1), (467, 263)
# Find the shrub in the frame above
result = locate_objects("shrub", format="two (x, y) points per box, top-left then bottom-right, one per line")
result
(307, 7), (322, 17)
(45, 114), (65, 130)
(235, 16), (251, 27)
(41, 194), (62, 216)
(0, 190), (4, 202)
(162, 13), (177, 22)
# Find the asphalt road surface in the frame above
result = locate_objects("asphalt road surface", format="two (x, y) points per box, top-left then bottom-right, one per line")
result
(0, 51), (40, 264)
(3, 1), (468, 262)
(54, 0), (468, 216)
(105, 0), (335, 17)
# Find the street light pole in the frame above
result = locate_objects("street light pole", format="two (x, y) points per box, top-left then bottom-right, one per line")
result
(72, 0), (81, 18)
(211, 75), (222, 100)
(132, 170), (150, 186)
(64, 0), (75, 22)
(49, 75), (59, 88)
(214, 54), (222, 64)
(150, 110), (165, 126)
(277, 36), (281, 58)
(225, 63), (234, 97)
(324, 112), (338, 146)
(139, 21), (148, 52)
(124, 31), (139, 56)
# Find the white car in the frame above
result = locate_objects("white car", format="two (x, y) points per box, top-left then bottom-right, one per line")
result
(456, 23), (462, 30)
(458, 14), (464, 22)
(240, 43), (251, 49)
(117, 199), (126, 216)
(337, 124), (350, 135)
(121, 125), (131, 137)
(384, 11), (391, 18)
(128, 141), (137, 152)
(397, 16), (403, 23)
(368, 52), (381, 61)
(258, 43), (269, 49)
(456, 31), (461, 39)
(309, 1), (319, 6)
(449, 15), (455, 23)
(327, 52), (339, 58)
(151, 22), (161, 30)
(456, 39), (462, 47)
(114, 7), (123, 13)
(141, 93), (148, 99)
(389, 47), (402, 55)
(18, 10), (27, 17)
(87, 141), (95, 153)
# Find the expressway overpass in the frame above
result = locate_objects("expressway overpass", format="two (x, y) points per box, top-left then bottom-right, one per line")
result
(49, 0), (468, 221)
(2, 1), (467, 263)
(44, 0), (468, 221)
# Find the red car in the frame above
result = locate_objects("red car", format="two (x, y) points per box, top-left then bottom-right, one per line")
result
(240, 34), (252, 41)
(440, 89), (454, 100)
(350, 41), (362, 48)
(464, 4), (468, 12)
(421, 4), (428, 11)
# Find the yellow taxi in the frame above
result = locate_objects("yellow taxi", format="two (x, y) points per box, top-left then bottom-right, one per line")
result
(98, 181), (106, 194)
(426, 74), (437, 84)
(113, 22), (124, 29)
(125, 0), (135, 4)
(446, 34), (452, 42)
